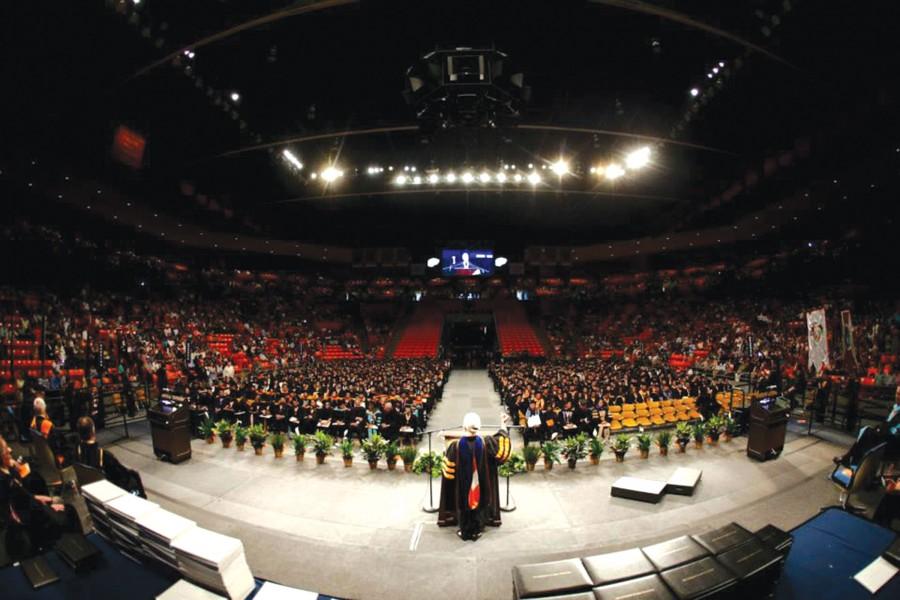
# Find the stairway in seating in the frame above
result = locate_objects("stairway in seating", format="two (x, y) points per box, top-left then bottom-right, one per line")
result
(494, 303), (547, 357)
(390, 306), (444, 358)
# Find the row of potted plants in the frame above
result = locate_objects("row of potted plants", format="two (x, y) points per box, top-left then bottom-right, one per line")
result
(200, 420), (434, 471)
(520, 415), (740, 471)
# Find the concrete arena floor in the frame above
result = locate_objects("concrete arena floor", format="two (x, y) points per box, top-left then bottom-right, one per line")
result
(108, 370), (843, 600)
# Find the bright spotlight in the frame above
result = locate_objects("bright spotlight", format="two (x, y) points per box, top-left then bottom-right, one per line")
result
(513, 173), (523, 183)
(462, 172), (474, 184)
(690, 88), (700, 97)
(605, 163), (625, 180)
(625, 147), (651, 170)
(395, 175), (407, 185)
(445, 172), (457, 184)
(479, 172), (491, 183)
(550, 159), (569, 177)
(496, 172), (507, 183)
(320, 166), (343, 183)
(718, 61), (725, 67)
(426, 257), (440, 268)
(412, 176), (422, 184)
(428, 173), (439, 184)
(592, 165), (606, 177)
(230, 91), (241, 102)
(494, 256), (508, 268)
(282, 149), (303, 170)
(712, 67), (719, 74)
(527, 172), (541, 185)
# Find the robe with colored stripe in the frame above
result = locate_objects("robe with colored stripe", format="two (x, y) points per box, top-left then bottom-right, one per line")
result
(437, 430), (511, 528)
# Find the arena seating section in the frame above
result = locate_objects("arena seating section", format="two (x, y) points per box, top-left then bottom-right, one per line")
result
(391, 306), (444, 358)
(494, 303), (546, 357)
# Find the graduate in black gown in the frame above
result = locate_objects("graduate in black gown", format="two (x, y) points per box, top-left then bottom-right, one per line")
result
(438, 412), (512, 541)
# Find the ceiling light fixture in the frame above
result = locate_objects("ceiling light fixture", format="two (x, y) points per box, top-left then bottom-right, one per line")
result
(550, 159), (569, 177)
(320, 166), (343, 183)
(527, 172), (541, 185)
(625, 147), (651, 170)
(605, 163), (625, 180)
(461, 172), (474, 184)
(281, 149), (303, 170)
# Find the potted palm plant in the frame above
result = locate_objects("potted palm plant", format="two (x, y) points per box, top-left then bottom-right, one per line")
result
(613, 434), (631, 462)
(312, 430), (333, 464)
(724, 415), (740, 442)
(522, 444), (541, 472)
(540, 440), (562, 470)
(248, 424), (267, 455)
(270, 432), (286, 458)
(563, 433), (588, 469)
(339, 438), (354, 467)
(399, 445), (418, 472)
(292, 433), (307, 461)
(692, 422), (705, 449)
(361, 434), (387, 469)
(588, 437), (605, 465)
(234, 424), (249, 451)
(384, 440), (400, 471)
(655, 430), (672, 456)
(675, 422), (691, 453)
(636, 433), (652, 459)
(199, 419), (216, 444)
(412, 451), (444, 478)
(705, 416), (723, 445)
(215, 420), (233, 448)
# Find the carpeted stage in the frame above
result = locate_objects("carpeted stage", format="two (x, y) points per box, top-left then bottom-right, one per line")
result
(104, 370), (850, 599)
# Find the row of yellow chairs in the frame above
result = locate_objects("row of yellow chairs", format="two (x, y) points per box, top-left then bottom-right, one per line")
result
(607, 398), (701, 430)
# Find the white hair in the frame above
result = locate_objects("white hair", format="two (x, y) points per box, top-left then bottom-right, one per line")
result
(462, 412), (481, 434)
(33, 397), (46, 412)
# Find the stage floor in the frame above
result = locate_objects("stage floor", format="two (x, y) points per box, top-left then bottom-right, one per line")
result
(108, 371), (844, 599)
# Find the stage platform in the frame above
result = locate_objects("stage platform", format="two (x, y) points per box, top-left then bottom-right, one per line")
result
(105, 370), (845, 599)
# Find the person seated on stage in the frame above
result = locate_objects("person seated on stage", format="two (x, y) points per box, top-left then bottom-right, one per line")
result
(29, 396), (54, 440)
(524, 401), (542, 445)
(1, 434), (79, 557)
(398, 405), (419, 446)
(559, 400), (579, 438)
(347, 398), (367, 441)
(379, 401), (400, 441)
(834, 385), (900, 467)
(366, 402), (381, 439)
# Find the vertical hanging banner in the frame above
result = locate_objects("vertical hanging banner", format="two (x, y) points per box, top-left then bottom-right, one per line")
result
(806, 308), (829, 374)
(841, 309), (858, 367)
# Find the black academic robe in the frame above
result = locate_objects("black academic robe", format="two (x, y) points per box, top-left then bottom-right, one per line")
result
(437, 430), (511, 529)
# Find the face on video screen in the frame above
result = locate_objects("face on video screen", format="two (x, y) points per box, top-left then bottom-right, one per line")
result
(442, 249), (493, 277)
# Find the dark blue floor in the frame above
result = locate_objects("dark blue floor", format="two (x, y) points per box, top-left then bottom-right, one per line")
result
(776, 508), (899, 600)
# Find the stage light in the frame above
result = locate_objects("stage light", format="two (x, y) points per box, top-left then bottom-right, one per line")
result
(494, 257), (508, 267)
(462, 172), (474, 184)
(320, 166), (343, 182)
(605, 163), (625, 180)
(625, 147), (651, 169)
(593, 165), (606, 177)
(428, 173), (439, 184)
(479, 172), (491, 183)
(496, 172), (507, 183)
(395, 175), (407, 185)
(527, 172), (541, 185)
(718, 61), (725, 67)
(690, 88), (700, 97)
(445, 172), (457, 184)
(426, 257), (440, 268)
(282, 149), (303, 170)
(712, 67), (719, 74)
(412, 176), (422, 184)
(513, 173), (523, 183)
(230, 91), (240, 102)
(550, 159), (569, 177)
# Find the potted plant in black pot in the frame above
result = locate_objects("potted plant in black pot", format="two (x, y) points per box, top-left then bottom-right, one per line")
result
(691, 422), (705, 449)
(522, 444), (541, 472)
(636, 433), (652, 459)
(655, 430), (672, 456)
(361, 434), (386, 470)
(199, 419), (216, 444)
(234, 425), (249, 451)
(384, 440), (400, 471)
(613, 434), (631, 462)
(339, 438), (354, 467)
(270, 431), (286, 458)
(674, 422), (691, 453)
(540, 439), (562, 471)
(292, 433), (307, 461)
(705, 415), (723, 445)
(399, 445), (418, 472)
(588, 437), (605, 465)
(563, 433), (588, 469)
(215, 420), (233, 449)
(412, 450), (444, 478)
(312, 430), (333, 464)
(724, 415), (740, 442)
(248, 424), (267, 455)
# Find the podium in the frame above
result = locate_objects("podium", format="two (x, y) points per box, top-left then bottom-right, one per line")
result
(149, 403), (192, 464)
(746, 396), (790, 461)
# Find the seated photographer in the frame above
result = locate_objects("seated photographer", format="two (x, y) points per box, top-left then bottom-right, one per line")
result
(1, 434), (79, 556)
(833, 385), (900, 467)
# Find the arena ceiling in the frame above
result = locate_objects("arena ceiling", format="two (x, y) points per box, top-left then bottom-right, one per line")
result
(3, 1), (898, 251)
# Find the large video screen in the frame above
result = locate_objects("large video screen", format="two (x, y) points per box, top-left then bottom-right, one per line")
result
(442, 249), (494, 277)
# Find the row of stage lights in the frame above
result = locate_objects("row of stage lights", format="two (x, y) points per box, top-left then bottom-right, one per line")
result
(281, 147), (652, 187)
